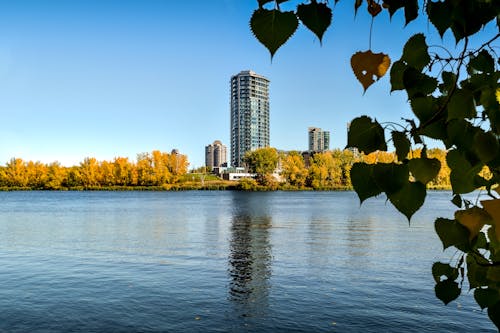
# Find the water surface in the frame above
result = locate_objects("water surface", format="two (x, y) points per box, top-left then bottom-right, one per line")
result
(0, 191), (495, 332)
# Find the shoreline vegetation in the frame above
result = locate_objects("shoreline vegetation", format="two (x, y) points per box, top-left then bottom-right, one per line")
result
(0, 148), (459, 191)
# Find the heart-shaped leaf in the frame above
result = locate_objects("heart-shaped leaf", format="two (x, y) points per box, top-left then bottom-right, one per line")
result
(350, 162), (382, 204)
(402, 33), (430, 71)
(408, 157), (441, 184)
(297, 2), (332, 45)
(435, 279), (461, 305)
(351, 50), (391, 91)
(432, 262), (459, 283)
(426, 0), (451, 37)
(372, 163), (409, 195)
(250, 8), (299, 59)
(435, 218), (470, 251)
(388, 181), (426, 221)
(455, 207), (491, 240)
(347, 116), (387, 154)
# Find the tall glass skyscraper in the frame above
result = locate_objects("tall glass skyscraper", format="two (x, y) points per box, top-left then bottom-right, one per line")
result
(230, 70), (270, 167)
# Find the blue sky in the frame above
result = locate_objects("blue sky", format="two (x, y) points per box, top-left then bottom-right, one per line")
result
(0, 0), (496, 168)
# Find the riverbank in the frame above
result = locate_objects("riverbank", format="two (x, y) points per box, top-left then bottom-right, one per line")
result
(0, 181), (452, 191)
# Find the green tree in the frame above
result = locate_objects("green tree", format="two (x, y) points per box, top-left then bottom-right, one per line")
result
(243, 147), (279, 186)
(250, 0), (500, 327)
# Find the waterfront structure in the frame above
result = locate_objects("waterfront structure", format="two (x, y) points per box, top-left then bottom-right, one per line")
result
(205, 140), (227, 168)
(230, 70), (270, 167)
(308, 127), (330, 152)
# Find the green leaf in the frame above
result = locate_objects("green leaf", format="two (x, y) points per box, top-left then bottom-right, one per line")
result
(408, 157), (441, 184)
(403, 0), (418, 26)
(402, 34), (430, 71)
(391, 131), (410, 161)
(446, 119), (480, 151)
(419, 119), (448, 141)
(250, 8), (299, 59)
(296, 2), (332, 45)
(372, 163), (409, 195)
(258, 0), (289, 8)
(450, 168), (480, 194)
(426, 0), (451, 37)
(467, 254), (490, 289)
(447, 89), (476, 121)
(403, 68), (438, 98)
(432, 262), (459, 283)
(354, 0), (363, 16)
(446, 149), (471, 170)
(388, 181), (426, 221)
(475, 288), (500, 310)
(435, 279), (461, 305)
(410, 96), (439, 123)
(451, 194), (462, 208)
(488, 302), (500, 331)
(435, 218), (470, 251)
(347, 116), (387, 154)
(447, 150), (483, 194)
(468, 50), (495, 74)
(448, 1), (499, 43)
(390, 60), (407, 92)
(381, 0), (404, 18)
(350, 163), (382, 204)
(474, 131), (499, 163)
(439, 71), (456, 94)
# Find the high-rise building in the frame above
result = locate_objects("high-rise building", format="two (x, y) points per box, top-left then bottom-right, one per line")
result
(205, 140), (227, 168)
(230, 70), (270, 167)
(308, 127), (330, 152)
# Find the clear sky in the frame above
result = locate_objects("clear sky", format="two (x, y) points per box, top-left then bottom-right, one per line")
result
(0, 0), (496, 168)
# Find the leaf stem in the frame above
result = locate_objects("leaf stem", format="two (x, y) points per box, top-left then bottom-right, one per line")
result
(417, 37), (469, 131)
(369, 16), (374, 50)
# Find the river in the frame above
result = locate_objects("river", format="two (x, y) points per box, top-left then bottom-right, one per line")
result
(0, 191), (495, 332)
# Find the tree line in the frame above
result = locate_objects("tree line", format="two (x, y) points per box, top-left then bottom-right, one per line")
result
(0, 150), (189, 190)
(0, 147), (464, 191)
(242, 147), (454, 190)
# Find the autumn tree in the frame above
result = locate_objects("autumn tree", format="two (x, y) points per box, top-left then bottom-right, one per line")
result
(3, 158), (29, 188)
(45, 162), (66, 190)
(98, 160), (115, 187)
(250, 0), (500, 327)
(280, 151), (308, 187)
(113, 157), (134, 186)
(80, 157), (99, 188)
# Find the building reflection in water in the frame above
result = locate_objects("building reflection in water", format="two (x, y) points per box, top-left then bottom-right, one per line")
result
(228, 192), (272, 317)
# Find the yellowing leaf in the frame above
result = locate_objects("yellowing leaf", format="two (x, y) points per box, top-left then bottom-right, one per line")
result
(481, 199), (500, 241)
(496, 88), (500, 104)
(455, 207), (491, 240)
(351, 50), (391, 92)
